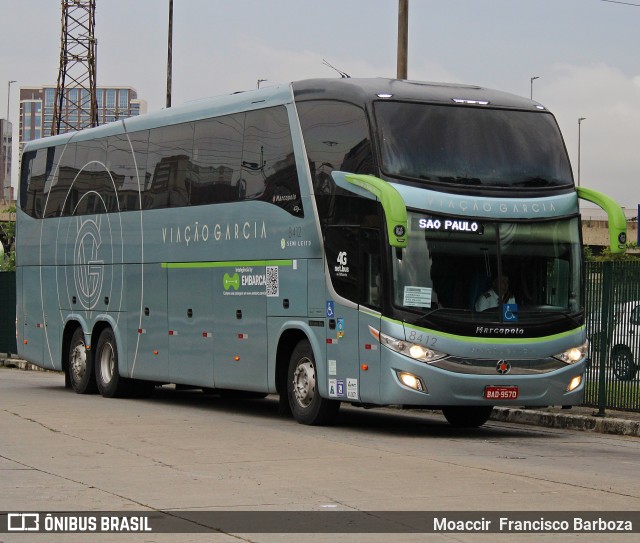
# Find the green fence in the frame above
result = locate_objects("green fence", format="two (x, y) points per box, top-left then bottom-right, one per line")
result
(584, 261), (640, 413)
(0, 272), (17, 355)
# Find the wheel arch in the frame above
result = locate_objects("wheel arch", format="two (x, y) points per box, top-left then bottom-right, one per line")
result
(91, 317), (125, 372)
(274, 322), (326, 395)
(275, 328), (309, 397)
(60, 317), (89, 382)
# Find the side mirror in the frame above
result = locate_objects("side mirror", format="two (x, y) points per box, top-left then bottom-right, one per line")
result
(577, 187), (627, 254)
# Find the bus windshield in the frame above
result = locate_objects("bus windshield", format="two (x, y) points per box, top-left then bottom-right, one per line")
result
(392, 212), (582, 323)
(375, 102), (573, 189)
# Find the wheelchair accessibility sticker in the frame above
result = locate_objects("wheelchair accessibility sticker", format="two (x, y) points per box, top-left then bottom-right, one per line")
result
(503, 303), (518, 322)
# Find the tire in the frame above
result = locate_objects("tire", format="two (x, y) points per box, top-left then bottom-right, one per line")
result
(67, 327), (97, 394)
(287, 339), (340, 425)
(611, 345), (637, 381)
(442, 406), (494, 428)
(95, 328), (131, 398)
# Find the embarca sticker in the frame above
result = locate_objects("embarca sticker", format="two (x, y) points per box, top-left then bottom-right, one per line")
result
(222, 266), (279, 297)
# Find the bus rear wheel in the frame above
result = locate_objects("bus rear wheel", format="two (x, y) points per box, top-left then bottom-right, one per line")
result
(67, 327), (97, 394)
(95, 328), (130, 398)
(442, 406), (494, 428)
(287, 339), (340, 425)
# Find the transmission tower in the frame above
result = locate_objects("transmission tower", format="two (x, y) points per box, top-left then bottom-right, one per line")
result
(51, 0), (98, 136)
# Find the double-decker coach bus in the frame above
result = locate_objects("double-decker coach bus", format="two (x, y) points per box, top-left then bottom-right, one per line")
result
(16, 78), (626, 427)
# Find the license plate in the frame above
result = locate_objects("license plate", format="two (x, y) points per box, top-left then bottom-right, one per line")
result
(484, 385), (518, 400)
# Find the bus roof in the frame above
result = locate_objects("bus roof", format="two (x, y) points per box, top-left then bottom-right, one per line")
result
(22, 83), (294, 152)
(291, 78), (544, 110)
(22, 77), (544, 153)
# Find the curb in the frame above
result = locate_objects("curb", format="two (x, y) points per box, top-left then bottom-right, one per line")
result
(492, 407), (640, 438)
(1, 358), (50, 372)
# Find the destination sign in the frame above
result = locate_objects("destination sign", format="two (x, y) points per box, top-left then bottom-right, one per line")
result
(417, 218), (484, 234)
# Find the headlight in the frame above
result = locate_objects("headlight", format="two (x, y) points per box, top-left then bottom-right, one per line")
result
(554, 340), (589, 364)
(369, 326), (447, 363)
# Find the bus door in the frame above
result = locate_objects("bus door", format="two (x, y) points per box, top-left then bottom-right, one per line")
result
(357, 228), (383, 405)
(324, 226), (382, 404)
(18, 267), (45, 365)
(167, 267), (215, 386)
(126, 263), (169, 381)
(213, 263), (268, 392)
(41, 266), (62, 370)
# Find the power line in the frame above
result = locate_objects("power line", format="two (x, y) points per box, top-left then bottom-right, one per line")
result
(599, 0), (640, 7)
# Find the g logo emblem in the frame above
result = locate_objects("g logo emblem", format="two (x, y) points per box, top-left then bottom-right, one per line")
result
(74, 217), (104, 310)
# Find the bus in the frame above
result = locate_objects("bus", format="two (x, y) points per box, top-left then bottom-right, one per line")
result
(16, 78), (627, 428)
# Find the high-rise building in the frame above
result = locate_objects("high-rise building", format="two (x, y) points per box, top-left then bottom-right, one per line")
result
(1, 118), (13, 202)
(19, 85), (147, 154)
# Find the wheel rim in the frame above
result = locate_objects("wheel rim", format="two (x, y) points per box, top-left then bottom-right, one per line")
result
(99, 341), (115, 385)
(292, 357), (316, 408)
(70, 340), (87, 383)
(613, 350), (633, 379)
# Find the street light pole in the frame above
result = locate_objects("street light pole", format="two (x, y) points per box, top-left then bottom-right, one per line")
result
(166, 0), (173, 108)
(530, 76), (539, 100)
(578, 117), (586, 186)
(4, 80), (16, 203)
(397, 0), (408, 80)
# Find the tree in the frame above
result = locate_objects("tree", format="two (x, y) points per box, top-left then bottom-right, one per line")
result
(0, 205), (16, 272)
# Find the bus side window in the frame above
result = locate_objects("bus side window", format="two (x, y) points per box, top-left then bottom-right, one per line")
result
(20, 150), (41, 218)
(361, 228), (381, 310)
(45, 143), (76, 218)
(74, 138), (110, 214)
(191, 114), (243, 205)
(244, 107), (303, 216)
(146, 123), (195, 209)
(108, 132), (145, 212)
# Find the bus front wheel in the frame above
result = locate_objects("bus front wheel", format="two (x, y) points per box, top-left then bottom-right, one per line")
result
(442, 406), (494, 428)
(67, 327), (97, 394)
(95, 328), (130, 398)
(287, 339), (340, 425)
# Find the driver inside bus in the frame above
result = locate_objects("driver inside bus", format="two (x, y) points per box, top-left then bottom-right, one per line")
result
(475, 275), (515, 312)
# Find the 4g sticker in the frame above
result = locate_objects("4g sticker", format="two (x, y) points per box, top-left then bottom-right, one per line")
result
(334, 251), (349, 277)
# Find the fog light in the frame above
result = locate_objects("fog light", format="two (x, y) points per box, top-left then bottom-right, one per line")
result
(567, 375), (582, 392)
(397, 371), (426, 392)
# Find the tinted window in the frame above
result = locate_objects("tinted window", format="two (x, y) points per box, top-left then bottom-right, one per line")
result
(20, 107), (301, 217)
(20, 150), (41, 218)
(191, 114), (243, 204)
(108, 132), (145, 212)
(375, 102), (573, 189)
(73, 139), (114, 215)
(244, 108), (302, 216)
(324, 225), (382, 308)
(44, 143), (76, 218)
(296, 100), (374, 195)
(146, 122), (194, 209)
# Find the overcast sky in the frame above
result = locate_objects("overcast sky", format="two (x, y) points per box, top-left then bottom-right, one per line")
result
(1, 0), (639, 210)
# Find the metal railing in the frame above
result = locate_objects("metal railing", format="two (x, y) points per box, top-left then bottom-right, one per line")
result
(584, 261), (640, 413)
(0, 271), (16, 355)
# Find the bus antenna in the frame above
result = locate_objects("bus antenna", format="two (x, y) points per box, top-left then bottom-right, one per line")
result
(322, 59), (350, 78)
